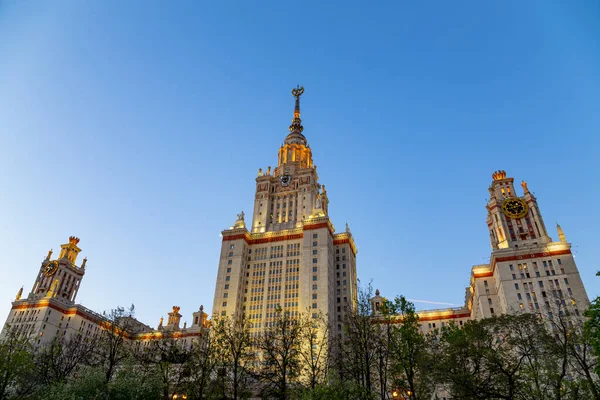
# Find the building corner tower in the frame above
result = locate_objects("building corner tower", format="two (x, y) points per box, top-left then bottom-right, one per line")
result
(211, 87), (358, 337)
(372, 170), (592, 337)
(469, 171), (589, 320)
(1, 236), (88, 345)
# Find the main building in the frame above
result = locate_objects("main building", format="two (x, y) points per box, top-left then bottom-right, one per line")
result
(211, 86), (358, 336)
(0, 87), (591, 355)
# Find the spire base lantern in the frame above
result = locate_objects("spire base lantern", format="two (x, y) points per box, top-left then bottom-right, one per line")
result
(278, 86), (313, 172)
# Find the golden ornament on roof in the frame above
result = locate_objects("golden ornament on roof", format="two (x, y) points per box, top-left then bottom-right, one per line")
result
(291, 86), (304, 97)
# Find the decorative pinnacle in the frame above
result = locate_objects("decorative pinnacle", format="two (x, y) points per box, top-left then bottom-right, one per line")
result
(492, 170), (507, 181)
(521, 180), (530, 194)
(557, 222), (567, 243)
(289, 85), (305, 133)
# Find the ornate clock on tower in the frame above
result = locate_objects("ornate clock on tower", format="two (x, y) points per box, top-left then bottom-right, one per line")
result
(280, 175), (291, 187)
(43, 260), (59, 276)
(501, 198), (529, 219)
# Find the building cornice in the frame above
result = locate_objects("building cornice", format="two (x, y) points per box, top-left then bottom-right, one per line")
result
(333, 232), (357, 256)
(222, 217), (340, 245)
(373, 307), (471, 324)
(10, 299), (203, 341)
(12, 299), (106, 326)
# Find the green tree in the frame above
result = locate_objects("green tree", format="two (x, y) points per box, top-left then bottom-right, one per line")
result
(38, 363), (163, 400)
(97, 305), (137, 384)
(256, 307), (306, 400)
(212, 315), (254, 400)
(567, 310), (600, 399)
(384, 296), (433, 400)
(0, 326), (36, 400)
(109, 361), (163, 400)
(298, 310), (330, 391)
(133, 333), (190, 399)
(503, 312), (569, 400)
(183, 329), (218, 400)
(436, 313), (580, 400)
(585, 294), (600, 376)
(35, 332), (99, 386)
(38, 367), (108, 400)
(338, 282), (378, 400)
(436, 315), (527, 399)
(584, 272), (600, 399)
(374, 301), (393, 400)
(296, 380), (364, 400)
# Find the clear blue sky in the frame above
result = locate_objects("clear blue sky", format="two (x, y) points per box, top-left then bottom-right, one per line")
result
(1, 1), (599, 327)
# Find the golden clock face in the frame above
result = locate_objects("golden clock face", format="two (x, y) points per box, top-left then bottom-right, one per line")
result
(280, 175), (291, 186)
(501, 198), (529, 219)
(43, 260), (58, 276)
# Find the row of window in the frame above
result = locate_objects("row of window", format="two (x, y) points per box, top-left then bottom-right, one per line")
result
(512, 268), (565, 279)
(273, 201), (294, 209)
(287, 243), (301, 257)
(514, 278), (571, 291)
(517, 300), (580, 316)
(425, 320), (464, 330)
(11, 308), (44, 324)
(509, 259), (562, 271)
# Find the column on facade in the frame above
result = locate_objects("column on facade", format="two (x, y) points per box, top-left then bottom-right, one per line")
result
(293, 193), (298, 223)
(70, 280), (80, 302)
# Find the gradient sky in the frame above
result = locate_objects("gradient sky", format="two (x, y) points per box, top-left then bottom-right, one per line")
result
(1, 1), (599, 327)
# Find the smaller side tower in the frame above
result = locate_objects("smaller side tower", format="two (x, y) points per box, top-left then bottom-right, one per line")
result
(475, 171), (589, 319)
(486, 171), (550, 250)
(165, 306), (182, 330)
(2, 236), (89, 345)
(31, 236), (86, 304)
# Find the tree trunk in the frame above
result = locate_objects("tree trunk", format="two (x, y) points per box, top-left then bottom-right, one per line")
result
(233, 363), (238, 400)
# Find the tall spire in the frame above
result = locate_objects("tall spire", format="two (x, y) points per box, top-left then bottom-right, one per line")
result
(277, 85), (312, 170)
(289, 85), (304, 134)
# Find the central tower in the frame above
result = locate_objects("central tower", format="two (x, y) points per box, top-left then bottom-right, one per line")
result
(251, 86), (327, 233)
(212, 87), (357, 338)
